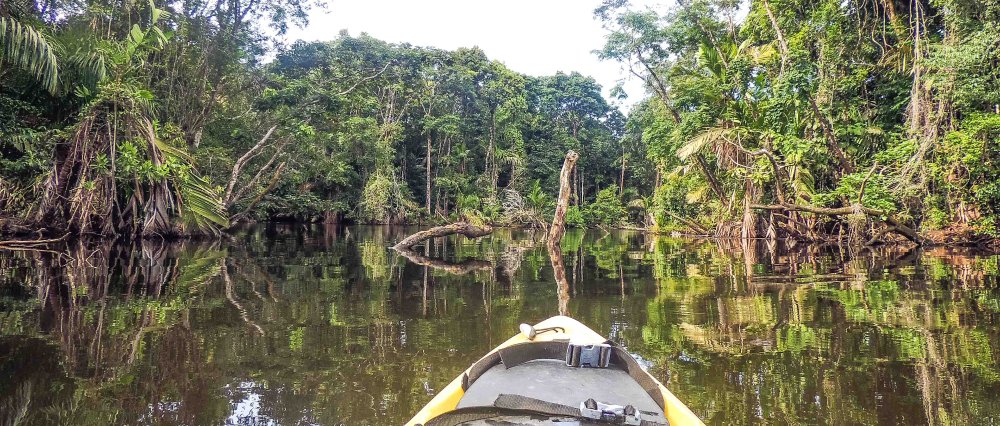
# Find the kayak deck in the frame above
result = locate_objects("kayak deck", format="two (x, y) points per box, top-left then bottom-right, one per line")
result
(459, 359), (666, 422)
(405, 316), (704, 426)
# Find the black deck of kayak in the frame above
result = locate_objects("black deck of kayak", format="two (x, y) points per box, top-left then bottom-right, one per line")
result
(458, 359), (666, 422)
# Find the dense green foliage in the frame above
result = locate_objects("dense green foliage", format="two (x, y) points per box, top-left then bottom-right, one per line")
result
(598, 0), (1000, 240)
(2, 0), (1000, 242)
(0, 0), (625, 235)
(245, 36), (624, 225)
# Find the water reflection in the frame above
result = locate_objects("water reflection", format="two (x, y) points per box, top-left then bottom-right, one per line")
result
(0, 225), (999, 425)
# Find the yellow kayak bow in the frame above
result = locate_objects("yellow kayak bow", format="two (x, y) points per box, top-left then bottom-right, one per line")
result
(406, 315), (704, 426)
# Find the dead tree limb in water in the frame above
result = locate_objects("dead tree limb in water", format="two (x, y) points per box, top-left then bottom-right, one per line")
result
(393, 222), (493, 250)
(0, 233), (69, 247)
(750, 203), (926, 245)
(548, 150), (579, 248)
(395, 247), (493, 275)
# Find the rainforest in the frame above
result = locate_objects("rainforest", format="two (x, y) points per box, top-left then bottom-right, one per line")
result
(2, 0), (999, 246)
(4, 1), (1000, 425)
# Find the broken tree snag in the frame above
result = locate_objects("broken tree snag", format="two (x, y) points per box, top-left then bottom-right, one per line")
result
(547, 241), (571, 316)
(548, 150), (579, 248)
(395, 247), (493, 275)
(392, 222), (493, 250)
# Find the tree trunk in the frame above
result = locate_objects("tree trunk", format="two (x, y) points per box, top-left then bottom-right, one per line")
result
(548, 150), (580, 248)
(762, 0), (789, 75)
(619, 149), (626, 196)
(425, 132), (433, 215)
(572, 167), (579, 207)
(695, 153), (729, 209)
(808, 97), (854, 175)
(141, 120), (177, 237)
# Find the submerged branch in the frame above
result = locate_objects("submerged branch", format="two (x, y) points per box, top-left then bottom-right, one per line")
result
(750, 202), (926, 245)
(0, 233), (69, 247)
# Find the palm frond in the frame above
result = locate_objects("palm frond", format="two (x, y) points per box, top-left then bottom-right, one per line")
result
(495, 147), (525, 167)
(792, 167), (816, 199)
(0, 16), (60, 94)
(685, 185), (708, 203)
(627, 198), (647, 210)
(68, 48), (108, 88)
(153, 136), (194, 164)
(154, 135), (228, 232)
(698, 43), (724, 79)
(677, 127), (732, 161)
(176, 173), (230, 231)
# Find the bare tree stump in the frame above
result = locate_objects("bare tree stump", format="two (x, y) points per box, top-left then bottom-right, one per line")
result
(548, 150), (579, 248)
(392, 222), (493, 250)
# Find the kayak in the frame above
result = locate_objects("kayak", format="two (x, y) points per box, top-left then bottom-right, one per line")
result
(406, 315), (704, 426)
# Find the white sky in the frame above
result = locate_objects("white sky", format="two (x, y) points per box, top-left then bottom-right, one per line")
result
(281, 0), (674, 108)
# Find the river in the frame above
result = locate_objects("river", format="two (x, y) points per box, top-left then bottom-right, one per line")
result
(1, 225), (999, 425)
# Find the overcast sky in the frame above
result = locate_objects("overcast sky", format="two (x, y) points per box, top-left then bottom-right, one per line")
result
(281, 0), (673, 108)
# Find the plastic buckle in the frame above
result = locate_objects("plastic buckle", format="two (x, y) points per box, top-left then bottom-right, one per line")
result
(579, 398), (642, 425)
(566, 343), (612, 368)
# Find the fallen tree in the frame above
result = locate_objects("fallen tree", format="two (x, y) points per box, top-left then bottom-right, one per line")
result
(392, 222), (493, 249)
(394, 247), (493, 275)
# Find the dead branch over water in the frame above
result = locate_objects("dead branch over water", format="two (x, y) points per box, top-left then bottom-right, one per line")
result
(392, 222), (493, 250)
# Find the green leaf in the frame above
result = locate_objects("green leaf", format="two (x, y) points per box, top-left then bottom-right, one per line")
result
(0, 17), (60, 94)
(129, 24), (145, 46)
(677, 127), (732, 161)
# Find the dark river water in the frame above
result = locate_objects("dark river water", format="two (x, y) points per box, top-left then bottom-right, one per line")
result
(1, 225), (999, 425)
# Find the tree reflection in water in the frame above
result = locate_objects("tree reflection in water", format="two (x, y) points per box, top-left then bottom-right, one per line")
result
(1, 225), (998, 424)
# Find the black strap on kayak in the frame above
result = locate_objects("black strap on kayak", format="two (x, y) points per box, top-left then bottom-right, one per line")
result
(423, 394), (667, 426)
(422, 394), (576, 426)
(462, 341), (566, 391)
(493, 394), (581, 417)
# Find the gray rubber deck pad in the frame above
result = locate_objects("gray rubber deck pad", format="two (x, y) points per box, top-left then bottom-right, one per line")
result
(458, 359), (666, 420)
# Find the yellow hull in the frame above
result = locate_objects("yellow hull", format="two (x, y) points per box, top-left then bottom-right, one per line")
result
(405, 315), (704, 426)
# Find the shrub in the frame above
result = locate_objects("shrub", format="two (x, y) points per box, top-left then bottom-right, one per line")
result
(586, 187), (626, 226)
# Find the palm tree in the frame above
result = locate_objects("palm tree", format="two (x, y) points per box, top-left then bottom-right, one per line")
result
(23, 4), (229, 236)
(0, 16), (60, 94)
